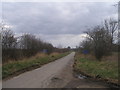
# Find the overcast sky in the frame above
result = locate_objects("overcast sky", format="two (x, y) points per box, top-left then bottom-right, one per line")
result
(1, 1), (118, 48)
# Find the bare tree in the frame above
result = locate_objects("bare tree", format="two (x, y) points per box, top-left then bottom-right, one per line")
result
(85, 26), (112, 60)
(104, 18), (118, 44)
(80, 39), (93, 53)
(1, 30), (17, 62)
(2, 30), (17, 49)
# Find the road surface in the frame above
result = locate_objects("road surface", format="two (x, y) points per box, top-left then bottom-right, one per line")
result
(3, 52), (109, 88)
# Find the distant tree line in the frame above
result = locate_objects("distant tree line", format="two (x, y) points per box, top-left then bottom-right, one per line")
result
(1, 29), (56, 63)
(78, 18), (119, 60)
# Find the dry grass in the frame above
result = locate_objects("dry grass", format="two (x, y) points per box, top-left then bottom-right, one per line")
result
(77, 52), (118, 62)
(3, 53), (48, 65)
(76, 53), (96, 61)
(50, 52), (59, 56)
(33, 53), (48, 59)
(4, 52), (60, 65)
(102, 52), (118, 62)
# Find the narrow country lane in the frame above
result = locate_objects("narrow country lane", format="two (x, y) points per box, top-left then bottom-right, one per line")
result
(3, 52), (109, 88)
(3, 52), (75, 88)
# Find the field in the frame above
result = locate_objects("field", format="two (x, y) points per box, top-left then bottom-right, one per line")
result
(74, 52), (118, 84)
(2, 52), (70, 79)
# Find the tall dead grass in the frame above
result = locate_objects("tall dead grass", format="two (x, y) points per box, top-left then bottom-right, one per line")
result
(3, 52), (61, 65)
(76, 52), (118, 62)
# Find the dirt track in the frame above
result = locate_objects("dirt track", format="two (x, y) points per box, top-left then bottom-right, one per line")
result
(3, 52), (109, 88)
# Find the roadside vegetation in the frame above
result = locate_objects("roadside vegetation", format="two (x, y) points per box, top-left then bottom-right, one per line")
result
(74, 18), (119, 85)
(3, 52), (70, 79)
(74, 52), (118, 84)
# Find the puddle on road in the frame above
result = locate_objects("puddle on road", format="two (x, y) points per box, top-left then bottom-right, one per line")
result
(47, 76), (65, 88)
(51, 77), (62, 82)
(73, 72), (88, 79)
(75, 74), (86, 79)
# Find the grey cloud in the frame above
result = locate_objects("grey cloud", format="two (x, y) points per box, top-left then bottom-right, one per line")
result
(2, 2), (117, 35)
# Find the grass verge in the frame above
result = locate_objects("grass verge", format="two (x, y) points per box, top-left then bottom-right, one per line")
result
(3, 52), (70, 80)
(73, 53), (119, 85)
